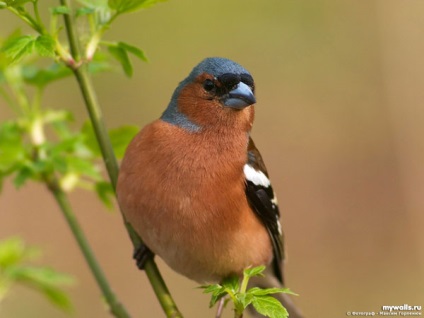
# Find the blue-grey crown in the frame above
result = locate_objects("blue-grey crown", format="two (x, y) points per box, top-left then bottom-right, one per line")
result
(187, 57), (250, 81)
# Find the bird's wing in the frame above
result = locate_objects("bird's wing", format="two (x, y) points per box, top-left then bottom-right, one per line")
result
(244, 137), (285, 284)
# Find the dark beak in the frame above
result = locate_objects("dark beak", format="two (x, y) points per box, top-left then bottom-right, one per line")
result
(222, 82), (256, 109)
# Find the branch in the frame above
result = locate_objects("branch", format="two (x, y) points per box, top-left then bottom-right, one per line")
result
(45, 177), (131, 318)
(58, 1), (182, 317)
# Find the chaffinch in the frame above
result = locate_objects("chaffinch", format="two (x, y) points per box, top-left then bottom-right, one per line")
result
(117, 57), (304, 318)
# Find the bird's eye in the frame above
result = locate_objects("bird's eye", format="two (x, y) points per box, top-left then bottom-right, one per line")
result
(203, 79), (215, 92)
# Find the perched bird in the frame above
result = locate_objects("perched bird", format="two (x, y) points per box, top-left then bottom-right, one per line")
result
(117, 57), (304, 317)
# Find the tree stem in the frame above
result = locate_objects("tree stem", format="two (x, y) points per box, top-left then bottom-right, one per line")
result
(58, 0), (182, 317)
(46, 178), (131, 318)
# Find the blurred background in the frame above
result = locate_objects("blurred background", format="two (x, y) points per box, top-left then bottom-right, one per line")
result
(1, 0), (423, 317)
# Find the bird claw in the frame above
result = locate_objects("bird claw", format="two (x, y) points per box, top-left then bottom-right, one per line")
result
(133, 244), (154, 270)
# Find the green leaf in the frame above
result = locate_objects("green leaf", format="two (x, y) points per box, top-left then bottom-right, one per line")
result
(251, 296), (288, 318)
(209, 293), (226, 308)
(51, 121), (75, 140)
(237, 293), (254, 309)
(76, 6), (95, 16)
(13, 165), (34, 188)
(76, 0), (108, 9)
(34, 35), (56, 58)
(81, 122), (100, 156)
(51, 156), (68, 174)
(11, 266), (74, 311)
(43, 110), (74, 125)
(11, 266), (75, 287)
(103, 42), (146, 75)
(1, 35), (35, 63)
(48, 136), (82, 158)
(108, 0), (166, 14)
(81, 122), (138, 158)
(244, 265), (266, 278)
(108, 45), (132, 77)
(31, 159), (51, 174)
(3, 0), (33, 8)
(118, 41), (148, 62)
(249, 287), (298, 297)
(95, 181), (114, 209)
(0, 121), (25, 173)
(0, 30), (21, 68)
(109, 125), (138, 158)
(87, 54), (112, 74)
(65, 156), (101, 180)
(221, 275), (239, 293)
(201, 283), (227, 307)
(0, 238), (74, 312)
(41, 286), (73, 311)
(0, 237), (39, 268)
(201, 284), (223, 294)
(50, 5), (71, 15)
(23, 63), (72, 87)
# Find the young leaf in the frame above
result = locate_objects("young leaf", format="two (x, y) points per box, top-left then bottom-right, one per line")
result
(0, 237), (38, 267)
(0, 238), (74, 312)
(81, 122), (100, 156)
(22, 63), (71, 87)
(76, 6), (95, 17)
(248, 287), (298, 297)
(201, 284), (227, 308)
(108, 45), (132, 77)
(13, 165), (34, 188)
(108, 125), (138, 158)
(87, 56), (112, 74)
(108, 0), (167, 14)
(11, 266), (74, 311)
(11, 266), (75, 287)
(95, 181), (114, 209)
(65, 156), (101, 180)
(76, 0), (108, 9)
(0, 121), (25, 172)
(41, 286), (73, 311)
(244, 265), (266, 278)
(3, 0), (33, 8)
(118, 42), (148, 62)
(1, 35), (35, 63)
(201, 284), (223, 294)
(34, 35), (56, 58)
(50, 5), (71, 15)
(237, 293), (254, 309)
(48, 136), (83, 157)
(251, 296), (289, 318)
(43, 109), (74, 125)
(221, 275), (239, 294)
(81, 122), (139, 158)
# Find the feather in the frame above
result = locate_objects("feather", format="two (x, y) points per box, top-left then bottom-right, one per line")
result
(245, 137), (285, 284)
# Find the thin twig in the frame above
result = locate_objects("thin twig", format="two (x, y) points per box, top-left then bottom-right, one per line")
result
(45, 177), (131, 318)
(58, 0), (182, 317)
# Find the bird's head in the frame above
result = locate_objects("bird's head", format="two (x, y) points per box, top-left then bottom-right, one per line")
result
(161, 57), (256, 132)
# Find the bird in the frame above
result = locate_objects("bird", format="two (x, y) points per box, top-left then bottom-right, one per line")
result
(117, 57), (304, 318)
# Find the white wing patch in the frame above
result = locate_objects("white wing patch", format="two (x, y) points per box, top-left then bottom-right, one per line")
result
(276, 215), (282, 235)
(244, 164), (271, 187)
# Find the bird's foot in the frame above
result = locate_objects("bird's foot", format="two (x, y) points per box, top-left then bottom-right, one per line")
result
(133, 244), (154, 270)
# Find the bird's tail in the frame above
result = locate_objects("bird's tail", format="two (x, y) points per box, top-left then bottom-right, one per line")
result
(247, 267), (305, 318)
